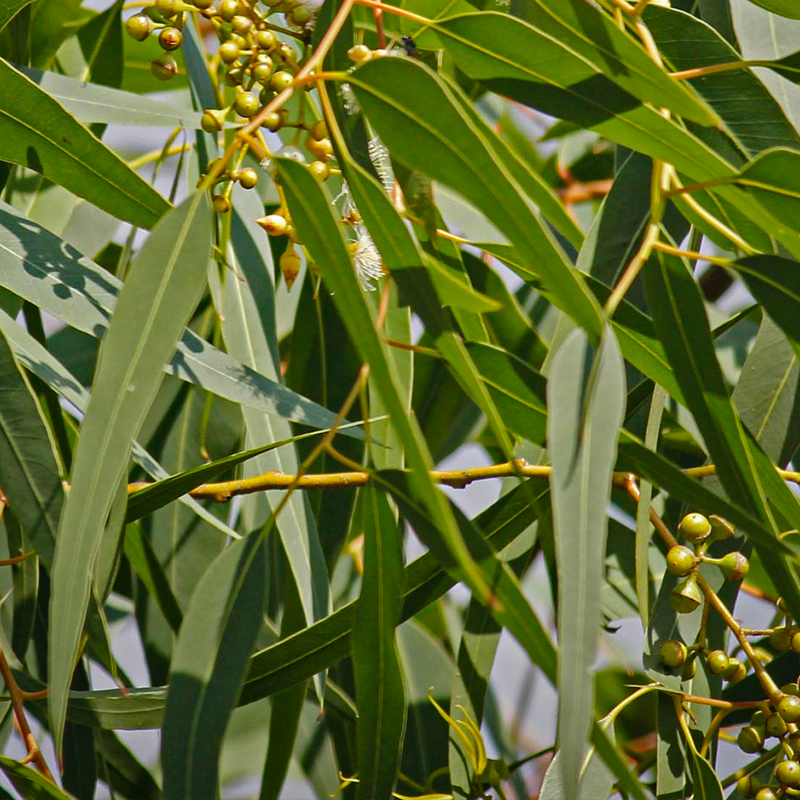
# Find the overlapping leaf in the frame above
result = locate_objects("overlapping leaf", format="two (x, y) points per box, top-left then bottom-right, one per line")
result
(0, 58), (168, 227)
(48, 192), (212, 752)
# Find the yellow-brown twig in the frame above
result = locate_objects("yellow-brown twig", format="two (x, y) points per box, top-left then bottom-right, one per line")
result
(0, 647), (53, 780)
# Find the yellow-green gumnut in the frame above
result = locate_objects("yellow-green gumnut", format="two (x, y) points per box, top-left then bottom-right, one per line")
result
(679, 512), (711, 542)
(671, 574), (702, 614)
(659, 639), (688, 669)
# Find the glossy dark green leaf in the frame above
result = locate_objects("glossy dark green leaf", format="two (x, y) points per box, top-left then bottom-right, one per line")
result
(126, 425), (360, 522)
(70, 0), (123, 87)
(38, 481), (545, 732)
(275, 156), (495, 607)
(465, 341), (547, 445)
(440, 72), (582, 248)
(0, 58), (168, 228)
(540, 718), (615, 800)
(0, 306), (238, 539)
(0, 0), (35, 32)
(161, 530), (267, 800)
(96, 729), (161, 800)
(0, 325), (62, 567)
(646, 6), (800, 156)
(548, 327), (625, 797)
(341, 156), (512, 455)
(123, 522), (183, 634)
(431, 10), (719, 125)
(48, 192), (212, 753)
(688, 746), (724, 800)
(347, 57), (604, 338)
(643, 250), (800, 616)
(735, 148), (800, 238)
(352, 487), (406, 800)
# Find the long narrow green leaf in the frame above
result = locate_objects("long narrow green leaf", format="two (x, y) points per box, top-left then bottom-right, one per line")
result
(548, 327), (625, 797)
(0, 0), (35, 32)
(341, 155), (514, 455)
(161, 529), (267, 800)
(275, 156), (494, 607)
(39, 480), (548, 730)
(48, 191), (212, 753)
(221, 186), (330, 636)
(347, 57), (605, 339)
(0, 755), (75, 799)
(428, 10), (719, 126)
(642, 250), (800, 617)
(353, 487), (406, 800)
(0, 58), (168, 228)
(19, 66), (204, 127)
(0, 326), (62, 567)
(0, 200), (362, 437)
(0, 305), (239, 539)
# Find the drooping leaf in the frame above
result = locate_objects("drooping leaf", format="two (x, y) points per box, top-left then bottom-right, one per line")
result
(642, 250), (800, 618)
(48, 191), (212, 753)
(347, 57), (605, 338)
(0, 200), (363, 438)
(18, 67), (204, 127)
(0, 58), (169, 228)
(548, 327), (625, 797)
(0, 326), (63, 567)
(428, 10), (719, 125)
(161, 529), (267, 800)
(276, 155), (496, 609)
(352, 487), (406, 800)
(0, 755), (76, 799)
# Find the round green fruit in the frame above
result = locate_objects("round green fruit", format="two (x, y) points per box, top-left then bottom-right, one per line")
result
(234, 92), (260, 118)
(237, 167), (258, 189)
(219, 41), (240, 63)
(779, 694), (800, 722)
(158, 27), (183, 51)
(666, 545), (696, 577)
(736, 776), (761, 798)
(766, 712), (789, 738)
(659, 640), (688, 669)
(231, 14), (252, 34)
(256, 29), (277, 50)
(224, 66), (244, 86)
(679, 512), (711, 542)
(201, 109), (223, 133)
(670, 575), (703, 614)
(211, 194), (230, 213)
(777, 760), (800, 787)
(151, 55), (178, 80)
(723, 657), (746, 683)
(288, 4), (311, 24)
(705, 650), (729, 675)
(270, 70), (294, 92)
(738, 725), (764, 754)
(755, 788), (779, 800)
(252, 60), (274, 85)
(155, 0), (176, 16)
(770, 631), (792, 652)
(125, 13), (153, 41)
(719, 551), (749, 581)
(219, 0), (240, 21)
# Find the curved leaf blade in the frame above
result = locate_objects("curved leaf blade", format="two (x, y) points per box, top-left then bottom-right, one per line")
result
(0, 58), (168, 228)
(433, 11), (719, 126)
(548, 327), (625, 798)
(48, 191), (212, 753)
(347, 57), (604, 338)
(161, 530), (267, 800)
